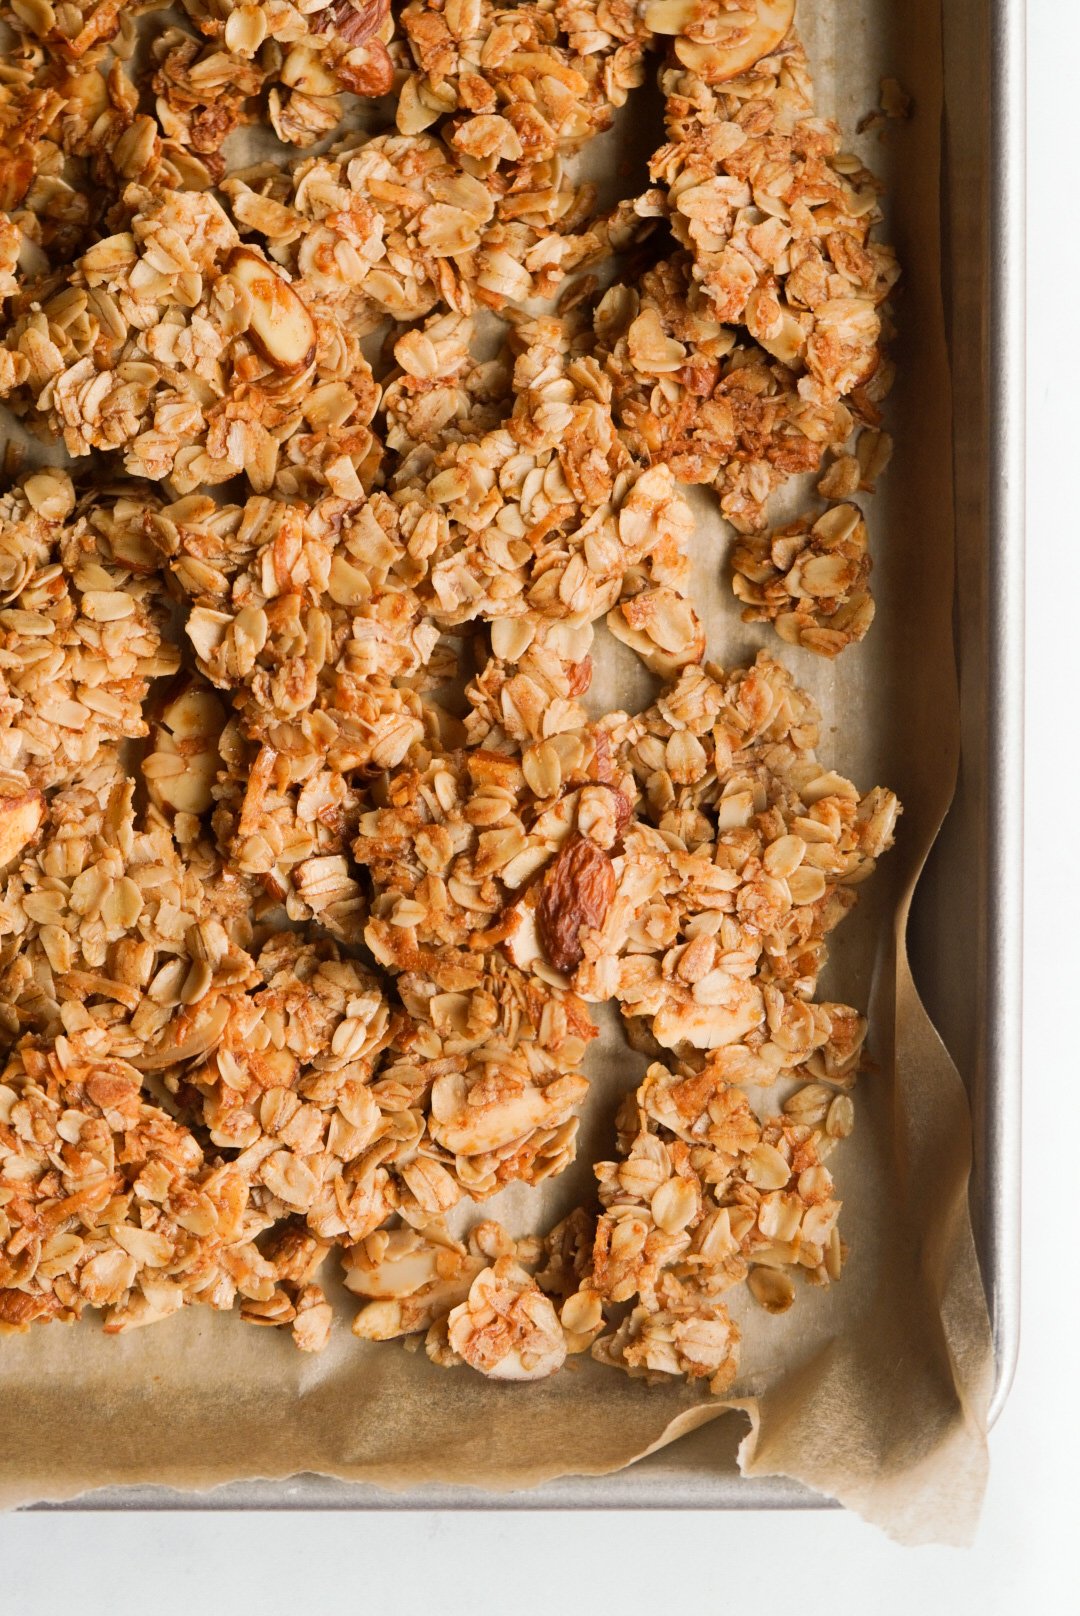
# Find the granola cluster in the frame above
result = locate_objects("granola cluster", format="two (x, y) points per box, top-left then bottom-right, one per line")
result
(731, 500), (874, 655)
(0, 0), (901, 1392)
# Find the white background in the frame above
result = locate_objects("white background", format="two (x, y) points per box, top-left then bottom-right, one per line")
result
(1, 4), (1072, 1610)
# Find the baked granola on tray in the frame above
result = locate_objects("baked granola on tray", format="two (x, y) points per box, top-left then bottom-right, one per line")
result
(0, 0), (900, 1398)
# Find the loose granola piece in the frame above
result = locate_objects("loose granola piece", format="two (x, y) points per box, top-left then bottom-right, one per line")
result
(178, 933), (405, 1243)
(813, 433), (894, 510)
(149, 24), (266, 179)
(0, 0), (159, 59)
(857, 75), (912, 134)
(394, 1214), (599, 1368)
(445, 1256), (567, 1379)
(731, 501), (874, 656)
(381, 310), (512, 454)
(655, 22), (899, 391)
(0, 185), (380, 493)
(0, 1036), (268, 1336)
(373, 958), (594, 1206)
(146, 483), (438, 784)
(0, 752), (258, 1059)
(144, 488), (430, 937)
(1, 0), (395, 155)
(557, 1041), (852, 1393)
(210, 734), (370, 940)
(563, 6), (898, 535)
(383, 312), (701, 707)
(351, 726), (642, 1210)
(228, 134), (490, 328)
(346, 1222), (488, 1339)
(463, 620), (596, 749)
(138, 482), (437, 928)
(353, 732), (634, 967)
(224, 119), (606, 330)
(593, 257), (853, 532)
(853, 425), (893, 491)
(0, 472), (180, 790)
(175, 0), (396, 148)
(285, 1282), (334, 1350)
(539, 654), (901, 1078)
(397, 0), (647, 171)
(605, 583), (707, 677)
(593, 1298), (740, 1391)
(0, 28), (239, 276)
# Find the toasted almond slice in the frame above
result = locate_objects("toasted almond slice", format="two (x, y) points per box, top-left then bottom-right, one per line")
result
(226, 247), (316, 374)
(674, 0), (795, 82)
(280, 42), (339, 97)
(502, 896), (543, 970)
(144, 681), (227, 816)
(643, 0), (706, 32)
(0, 789), (44, 867)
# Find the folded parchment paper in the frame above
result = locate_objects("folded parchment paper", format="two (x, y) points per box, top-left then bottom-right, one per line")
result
(0, 0), (996, 1544)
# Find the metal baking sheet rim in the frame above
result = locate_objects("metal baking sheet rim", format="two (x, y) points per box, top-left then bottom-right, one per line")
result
(35, 0), (1025, 1514)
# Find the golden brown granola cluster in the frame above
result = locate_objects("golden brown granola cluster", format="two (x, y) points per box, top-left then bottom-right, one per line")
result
(0, 0), (899, 1388)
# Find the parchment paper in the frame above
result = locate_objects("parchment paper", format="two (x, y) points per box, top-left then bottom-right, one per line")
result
(0, 0), (996, 1544)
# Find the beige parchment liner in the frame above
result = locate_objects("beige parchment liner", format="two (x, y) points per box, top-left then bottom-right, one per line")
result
(0, 0), (996, 1544)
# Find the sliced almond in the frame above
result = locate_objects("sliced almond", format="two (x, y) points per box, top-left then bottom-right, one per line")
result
(280, 42), (339, 97)
(144, 682), (227, 817)
(0, 789), (44, 867)
(226, 247), (316, 374)
(675, 0), (795, 82)
(502, 895), (543, 970)
(643, 0), (704, 33)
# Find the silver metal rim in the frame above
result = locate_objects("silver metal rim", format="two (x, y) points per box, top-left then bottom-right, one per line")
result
(984, 0), (1024, 1430)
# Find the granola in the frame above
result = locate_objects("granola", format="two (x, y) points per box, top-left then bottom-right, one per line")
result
(223, 127), (604, 328)
(0, 472), (180, 790)
(0, 748), (258, 1060)
(731, 500), (874, 656)
(0, 185), (382, 492)
(568, 1050), (848, 1391)
(0, 0), (396, 160)
(0, 1032), (320, 1342)
(592, 254), (854, 532)
(174, 2), (393, 152)
(0, 0), (903, 1389)
(502, 654), (900, 1086)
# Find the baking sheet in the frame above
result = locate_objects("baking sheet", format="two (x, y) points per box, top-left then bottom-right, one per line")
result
(0, 0), (998, 1545)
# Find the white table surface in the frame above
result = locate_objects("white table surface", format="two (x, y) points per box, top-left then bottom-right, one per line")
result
(2, 3), (1072, 1609)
